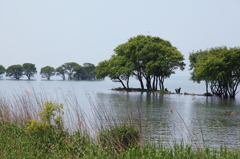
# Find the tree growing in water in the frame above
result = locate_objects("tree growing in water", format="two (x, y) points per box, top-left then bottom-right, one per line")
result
(22, 63), (37, 80)
(96, 35), (185, 90)
(6, 64), (24, 79)
(40, 66), (55, 80)
(0, 65), (5, 78)
(189, 46), (240, 98)
(62, 62), (80, 80)
(56, 66), (66, 80)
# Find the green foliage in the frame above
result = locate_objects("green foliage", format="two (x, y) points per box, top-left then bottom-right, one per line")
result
(55, 65), (66, 80)
(22, 63), (37, 80)
(96, 35), (185, 90)
(1, 109), (240, 158)
(96, 55), (133, 88)
(99, 124), (140, 151)
(159, 89), (169, 94)
(189, 46), (240, 98)
(82, 63), (96, 80)
(62, 62), (80, 80)
(24, 101), (68, 157)
(73, 65), (84, 80)
(26, 101), (64, 133)
(40, 66), (55, 80)
(0, 65), (5, 78)
(95, 60), (110, 80)
(56, 62), (96, 80)
(6, 64), (24, 79)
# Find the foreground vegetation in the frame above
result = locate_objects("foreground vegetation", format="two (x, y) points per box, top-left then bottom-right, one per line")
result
(0, 90), (239, 158)
(1, 122), (239, 158)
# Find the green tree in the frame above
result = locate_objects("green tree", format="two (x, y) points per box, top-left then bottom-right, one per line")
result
(189, 50), (209, 93)
(109, 55), (133, 88)
(82, 63), (96, 80)
(95, 60), (109, 80)
(40, 66), (55, 80)
(95, 56), (133, 88)
(73, 65), (84, 80)
(6, 65), (24, 79)
(22, 63), (37, 80)
(191, 46), (240, 98)
(62, 62), (79, 80)
(56, 66), (65, 80)
(0, 65), (5, 78)
(112, 35), (185, 90)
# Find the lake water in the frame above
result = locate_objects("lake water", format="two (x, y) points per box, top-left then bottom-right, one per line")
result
(0, 75), (240, 149)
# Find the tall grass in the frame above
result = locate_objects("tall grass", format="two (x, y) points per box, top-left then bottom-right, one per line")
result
(0, 87), (240, 158)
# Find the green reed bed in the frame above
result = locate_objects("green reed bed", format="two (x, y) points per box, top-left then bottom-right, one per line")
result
(1, 122), (239, 159)
(0, 90), (240, 158)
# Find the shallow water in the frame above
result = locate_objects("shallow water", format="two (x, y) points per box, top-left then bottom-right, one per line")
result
(0, 75), (239, 149)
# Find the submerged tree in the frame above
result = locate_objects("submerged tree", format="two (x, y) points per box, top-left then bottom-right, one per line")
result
(62, 62), (80, 80)
(189, 46), (240, 98)
(40, 66), (55, 80)
(189, 50), (209, 93)
(6, 65), (24, 79)
(56, 66), (66, 80)
(22, 63), (37, 80)
(96, 35), (185, 90)
(82, 63), (96, 80)
(73, 65), (84, 80)
(0, 65), (5, 78)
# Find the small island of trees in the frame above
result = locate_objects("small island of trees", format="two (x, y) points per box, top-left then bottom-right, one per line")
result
(95, 35), (186, 90)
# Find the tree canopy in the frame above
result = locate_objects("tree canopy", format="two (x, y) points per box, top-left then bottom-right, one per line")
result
(22, 63), (37, 80)
(96, 35), (185, 90)
(56, 62), (96, 80)
(0, 62), (97, 80)
(189, 46), (240, 98)
(0, 65), (5, 78)
(40, 66), (55, 80)
(6, 65), (24, 79)
(56, 66), (66, 80)
(62, 62), (80, 80)
(82, 63), (96, 80)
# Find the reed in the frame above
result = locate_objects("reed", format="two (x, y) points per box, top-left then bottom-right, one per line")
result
(0, 87), (239, 158)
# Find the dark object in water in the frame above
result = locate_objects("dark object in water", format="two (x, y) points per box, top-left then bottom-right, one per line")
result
(175, 87), (181, 94)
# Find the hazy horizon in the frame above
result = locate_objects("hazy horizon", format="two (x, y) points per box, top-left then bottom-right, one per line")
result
(1, 1), (240, 76)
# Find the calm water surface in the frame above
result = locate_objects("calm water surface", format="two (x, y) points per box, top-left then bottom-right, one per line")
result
(0, 76), (239, 149)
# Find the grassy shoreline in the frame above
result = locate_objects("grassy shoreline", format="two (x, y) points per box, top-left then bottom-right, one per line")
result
(1, 121), (239, 158)
(0, 89), (239, 158)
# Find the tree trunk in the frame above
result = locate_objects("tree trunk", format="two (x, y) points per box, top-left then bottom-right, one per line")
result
(205, 80), (209, 94)
(118, 78), (126, 88)
(152, 76), (156, 90)
(126, 76), (129, 88)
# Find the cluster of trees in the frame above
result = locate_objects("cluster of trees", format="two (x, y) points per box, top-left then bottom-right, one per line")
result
(1, 35), (239, 99)
(95, 35), (185, 90)
(0, 62), (96, 80)
(0, 63), (37, 80)
(41, 62), (96, 80)
(189, 46), (240, 98)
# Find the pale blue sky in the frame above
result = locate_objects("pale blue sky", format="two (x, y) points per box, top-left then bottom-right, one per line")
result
(0, 0), (240, 76)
